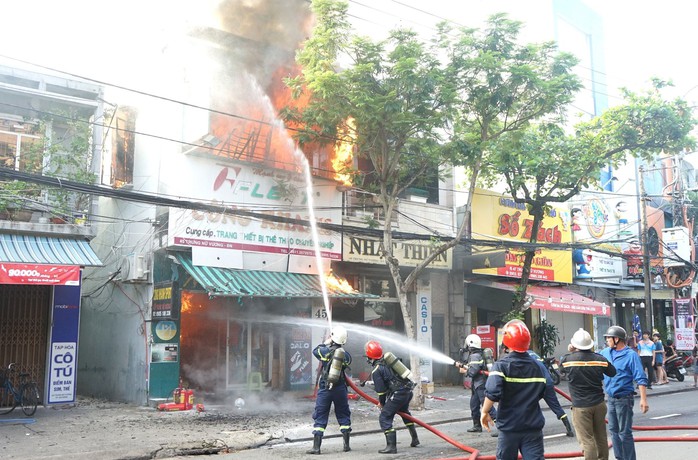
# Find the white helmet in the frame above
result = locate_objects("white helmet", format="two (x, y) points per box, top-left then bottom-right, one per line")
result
(465, 334), (482, 349)
(570, 328), (593, 350)
(331, 325), (348, 345)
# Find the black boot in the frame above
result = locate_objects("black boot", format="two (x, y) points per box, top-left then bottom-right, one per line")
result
(378, 431), (397, 454)
(467, 423), (482, 433)
(307, 434), (322, 455)
(407, 425), (420, 447)
(342, 431), (351, 452)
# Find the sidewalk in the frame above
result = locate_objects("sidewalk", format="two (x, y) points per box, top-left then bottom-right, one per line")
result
(0, 377), (694, 459)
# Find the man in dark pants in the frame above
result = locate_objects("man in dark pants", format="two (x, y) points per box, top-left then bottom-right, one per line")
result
(307, 326), (352, 455)
(560, 328), (616, 460)
(454, 334), (497, 433)
(481, 319), (555, 460)
(365, 340), (419, 454)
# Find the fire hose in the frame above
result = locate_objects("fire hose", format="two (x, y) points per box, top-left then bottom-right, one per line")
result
(348, 375), (698, 460)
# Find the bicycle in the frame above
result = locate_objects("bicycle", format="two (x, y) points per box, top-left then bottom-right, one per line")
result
(0, 363), (40, 416)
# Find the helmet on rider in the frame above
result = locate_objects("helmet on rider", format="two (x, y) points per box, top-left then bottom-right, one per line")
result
(330, 325), (348, 345)
(604, 325), (627, 341)
(464, 334), (482, 350)
(502, 319), (531, 353)
(570, 328), (594, 350)
(365, 340), (383, 360)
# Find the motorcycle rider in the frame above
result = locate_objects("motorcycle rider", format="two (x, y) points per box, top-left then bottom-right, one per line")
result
(454, 334), (497, 433)
(365, 340), (420, 454)
(307, 326), (352, 455)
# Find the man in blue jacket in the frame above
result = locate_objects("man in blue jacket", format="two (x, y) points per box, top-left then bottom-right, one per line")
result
(481, 320), (555, 460)
(600, 326), (649, 460)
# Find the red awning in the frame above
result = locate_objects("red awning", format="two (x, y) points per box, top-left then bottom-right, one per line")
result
(468, 279), (610, 316)
(0, 263), (80, 285)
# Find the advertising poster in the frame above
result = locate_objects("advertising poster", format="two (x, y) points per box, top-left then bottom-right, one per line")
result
(48, 283), (81, 404)
(289, 327), (313, 388)
(472, 189), (573, 283)
(673, 298), (696, 350)
(416, 281), (433, 382)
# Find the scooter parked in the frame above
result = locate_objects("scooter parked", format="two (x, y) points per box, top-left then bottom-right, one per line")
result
(665, 354), (687, 381)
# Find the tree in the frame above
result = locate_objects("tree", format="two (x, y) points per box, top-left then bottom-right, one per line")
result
(488, 84), (696, 309)
(283, 0), (581, 407)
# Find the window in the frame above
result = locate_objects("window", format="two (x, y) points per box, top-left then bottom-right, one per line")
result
(110, 107), (136, 187)
(0, 117), (41, 171)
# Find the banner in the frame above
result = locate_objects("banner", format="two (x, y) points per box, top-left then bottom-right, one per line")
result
(0, 263), (80, 285)
(48, 282), (81, 404)
(673, 298), (696, 351)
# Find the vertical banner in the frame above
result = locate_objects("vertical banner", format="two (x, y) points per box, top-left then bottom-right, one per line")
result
(673, 298), (696, 350)
(48, 282), (81, 404)
(289, 325), (313, 389)
(417, 279), (433, 382)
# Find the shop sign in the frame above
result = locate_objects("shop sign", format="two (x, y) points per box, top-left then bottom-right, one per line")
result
(289, 326), (312, 388)
(416, 281), (433, 381)
(0, 263), (80, 285)
(152, 281), (180, 319)
(48, 282), (81, 404)
(168, 161), (342, 261)
(342, 236), (452, 269)
(471, 190), (572, 283)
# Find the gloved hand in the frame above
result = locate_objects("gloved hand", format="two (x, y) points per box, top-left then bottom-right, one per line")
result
(560, 414), (573, 437)
(453, 361), (466, 368)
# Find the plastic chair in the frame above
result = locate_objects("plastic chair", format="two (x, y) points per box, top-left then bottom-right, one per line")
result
(247, 372), (264, 391)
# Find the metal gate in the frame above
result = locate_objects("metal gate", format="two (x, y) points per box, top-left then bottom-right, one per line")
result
(0, 284), (50, 404)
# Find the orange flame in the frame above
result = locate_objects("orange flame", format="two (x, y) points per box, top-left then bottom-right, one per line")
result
(332, 117), (355, 186)
(325, 271), (356, 294)
(180, 291), (194, 314)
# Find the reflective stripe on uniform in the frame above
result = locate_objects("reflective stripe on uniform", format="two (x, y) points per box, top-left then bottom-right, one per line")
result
(561, 360), (609, 368)
(470, 359), (484, 364)
(489, 370), (546, 384)
(339, 425), (351, 431)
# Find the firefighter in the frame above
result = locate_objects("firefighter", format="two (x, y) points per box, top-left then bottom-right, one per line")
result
(307, 325), (352, 455)
(454, 334), (497, 433)
(481, 320), (558, 460)
(365, 340), (420, 454)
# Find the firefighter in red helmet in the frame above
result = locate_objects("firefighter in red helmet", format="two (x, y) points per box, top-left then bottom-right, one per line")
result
(364, 340), (419, 454)
(481, 319), (558, 459)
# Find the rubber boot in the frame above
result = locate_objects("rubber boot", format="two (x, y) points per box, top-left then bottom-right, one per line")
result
(407, 425), (420, 447)
(307, 434), (322, 455)
(342, 431), (351, 452)
(378, 431), (398, 454)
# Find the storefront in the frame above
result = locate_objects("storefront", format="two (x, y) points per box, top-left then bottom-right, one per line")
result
(0, 233), (102, 406)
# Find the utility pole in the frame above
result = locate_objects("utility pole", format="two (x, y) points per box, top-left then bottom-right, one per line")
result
(638, 165), (655, 332)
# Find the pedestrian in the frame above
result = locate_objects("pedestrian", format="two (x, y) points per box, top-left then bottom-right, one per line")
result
(480, 319), (559, 460)
(664, 339), (676, 359)
(627, 329), (640, 353)
(600, 326), (649, 460)
(364, 340), (419, 454)
(307, 326), (352, 455)
(637, 330), (655, 388)
(454, 334), (497, 434)
(560, 328), (617, 460)
(652, 332), (668, 384)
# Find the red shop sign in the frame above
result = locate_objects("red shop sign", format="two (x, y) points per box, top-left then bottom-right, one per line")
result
(0, 263), (80, 285)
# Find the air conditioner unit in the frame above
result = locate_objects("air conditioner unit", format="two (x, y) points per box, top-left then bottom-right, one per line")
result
(123, 253), (150, 283)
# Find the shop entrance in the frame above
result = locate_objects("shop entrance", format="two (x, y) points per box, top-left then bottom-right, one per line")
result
(226, 319), (273, 390)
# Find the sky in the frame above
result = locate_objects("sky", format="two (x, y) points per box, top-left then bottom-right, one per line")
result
(0, 1), (696, 108)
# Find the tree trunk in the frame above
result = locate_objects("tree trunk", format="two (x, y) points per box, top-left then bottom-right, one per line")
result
(516, 203), (546, 310)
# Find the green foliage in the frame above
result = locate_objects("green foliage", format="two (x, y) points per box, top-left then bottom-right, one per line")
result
(534, 319), (560, 358)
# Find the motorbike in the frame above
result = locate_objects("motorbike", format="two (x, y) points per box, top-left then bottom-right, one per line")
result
(543, 356), (561, 385)
(665, 354), (687, 381)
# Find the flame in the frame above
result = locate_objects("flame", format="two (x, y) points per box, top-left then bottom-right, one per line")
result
(180, 291), (194, 313)
(332, 117), (355, 186)
(325, 271), (356, 294)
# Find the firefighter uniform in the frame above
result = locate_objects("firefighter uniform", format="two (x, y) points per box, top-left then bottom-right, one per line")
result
(371, 360), (415, 433)
(311, 342), (352, 437)
(464, 348), (496, 430)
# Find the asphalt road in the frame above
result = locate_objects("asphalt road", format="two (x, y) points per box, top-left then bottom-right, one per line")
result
(221, 391), (698, 460)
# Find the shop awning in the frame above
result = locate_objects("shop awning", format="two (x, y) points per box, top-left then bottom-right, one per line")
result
(0, 233), (102, 266)
(467, 279), (610, 316)
(175, 253), (379, 299)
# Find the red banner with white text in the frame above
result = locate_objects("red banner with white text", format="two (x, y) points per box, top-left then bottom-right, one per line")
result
(0, 263), (81, 285)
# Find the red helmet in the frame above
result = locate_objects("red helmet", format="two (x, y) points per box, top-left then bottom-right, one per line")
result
(365, 340), (383, 360)
(502, 319), (531, 352)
